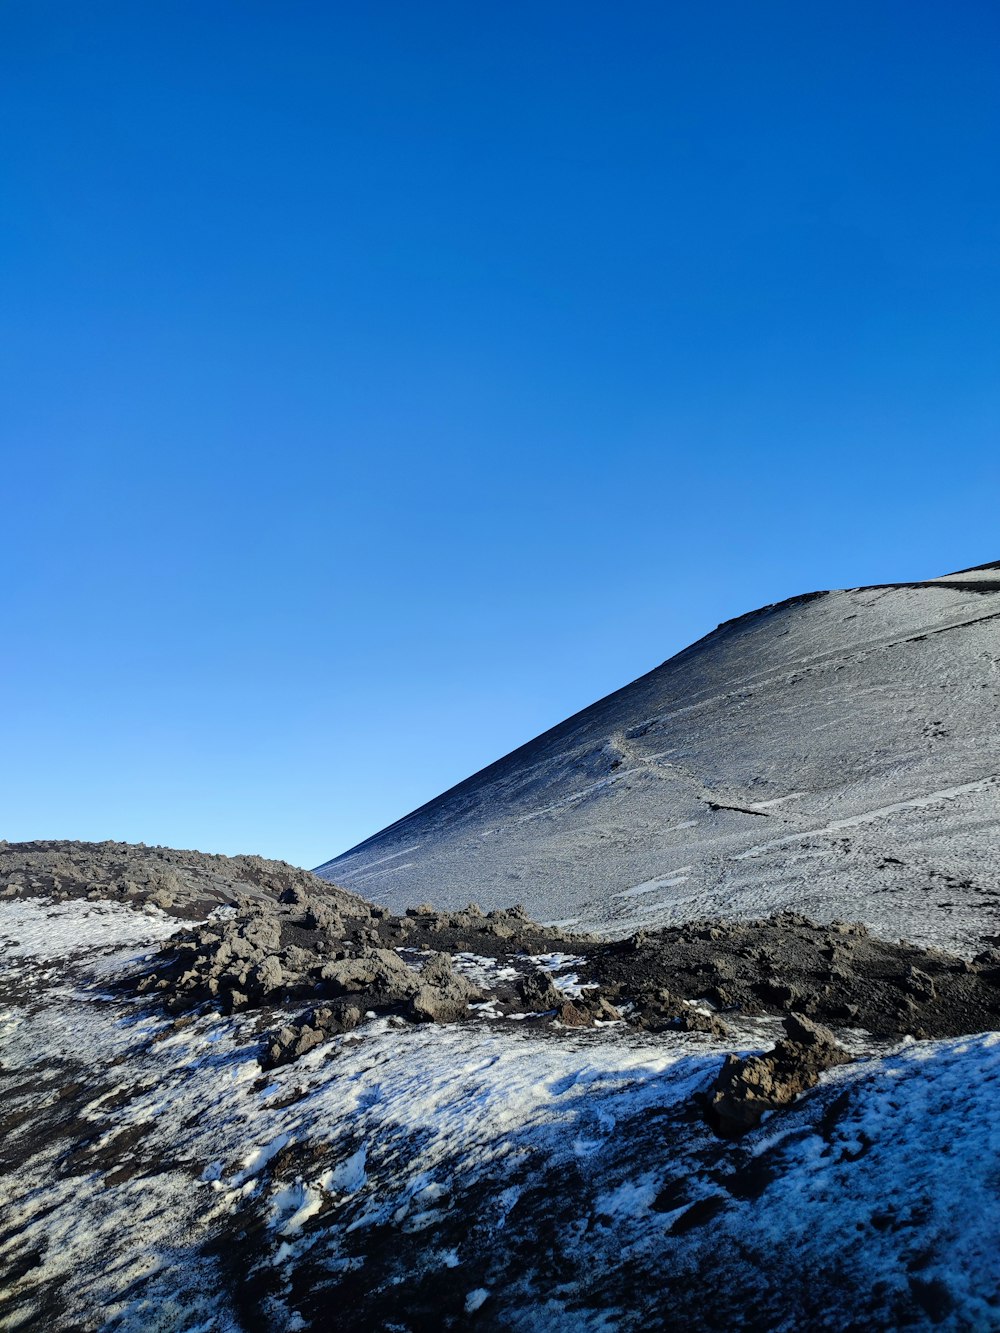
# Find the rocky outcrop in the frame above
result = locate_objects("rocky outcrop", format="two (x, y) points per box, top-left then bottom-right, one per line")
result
(263, 1003), (365, 1067)
(631, 987), (730, 1038)
(15, 842), (1000, 1086)
(138, 896), (492, 1047)
(130, 887), (615, 1064)
(707, 1014), (851, 1136)
(407, 953), (484, 1023)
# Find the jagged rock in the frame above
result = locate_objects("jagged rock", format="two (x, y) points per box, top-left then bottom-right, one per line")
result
(408, 985), (465, 1023)
(250, 955), (284, 995)
(631, 987), (727, 1037)
(319, 949), (419, 1000)
(707, 1013), (851, 1136)
(418, 952), (454, 987)
(513, 970), (564, 1013)
(486, 921), (516, 940)
(553, 1000), (593, 1026)
(631, 988), (687, 1032)
(581, 994), (622, 1022)
(229, 934), (263, 962)
(448, 902), (485, 928)
(281, 944), (318, 974)
(905, 966), (936, 1001)
(407, 954), (483, 1023)
(264, 1024), (323, 1066)
(305, 901), (344, 934)
(677, 1008), (729, 1037)
(313, 1003), (363, 1035)
(262, 1003), (363, 1067)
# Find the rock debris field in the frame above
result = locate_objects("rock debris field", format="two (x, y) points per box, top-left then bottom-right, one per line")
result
(5, 840), (1000, 1329)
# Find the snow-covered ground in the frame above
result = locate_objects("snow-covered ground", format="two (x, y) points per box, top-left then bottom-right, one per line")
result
(318, 575), (1000, 955)
(4, 897), (1000, 1330)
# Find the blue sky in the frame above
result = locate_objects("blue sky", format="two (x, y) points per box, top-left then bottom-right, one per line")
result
(3, 2), (998, 868)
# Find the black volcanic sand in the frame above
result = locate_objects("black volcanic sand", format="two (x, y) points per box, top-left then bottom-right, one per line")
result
(584, 910), (1000, 1041)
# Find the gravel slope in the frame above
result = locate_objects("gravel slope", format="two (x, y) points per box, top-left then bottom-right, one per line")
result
(318, 566), (1000, 953)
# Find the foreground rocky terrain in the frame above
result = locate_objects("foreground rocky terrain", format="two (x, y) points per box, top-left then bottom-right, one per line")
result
(4, 841), (1000, 1329)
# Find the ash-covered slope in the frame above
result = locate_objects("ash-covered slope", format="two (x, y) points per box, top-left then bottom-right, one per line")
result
(318, 563), (1000, 952)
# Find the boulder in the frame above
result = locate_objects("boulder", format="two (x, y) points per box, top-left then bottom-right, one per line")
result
(262, 1004), (363, 1067)
(250, 955), (284, 996)
(631, 988), (687, 1032)
(513, 970), (564, 1014)
(707, 1013), (851, 1136)
(553, 1000), (593, 1027)
(677, 1008), (729, 1038)
(319, 949), (419, 1001)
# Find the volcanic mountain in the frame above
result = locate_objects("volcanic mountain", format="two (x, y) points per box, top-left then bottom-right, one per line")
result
(318, 562), (1000, 952)
(6, 562), (1000, 1331)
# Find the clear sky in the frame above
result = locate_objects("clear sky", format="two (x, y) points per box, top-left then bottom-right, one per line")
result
(3, 2), (998, 869)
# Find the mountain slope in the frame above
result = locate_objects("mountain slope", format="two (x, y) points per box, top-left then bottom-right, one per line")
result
(317, 565), (1000, 952)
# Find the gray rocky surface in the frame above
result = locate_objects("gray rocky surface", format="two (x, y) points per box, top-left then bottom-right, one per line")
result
(132, 885), (622, 1065)
(319, 565), (1000, 954)
(9, 842), (1000, 1072)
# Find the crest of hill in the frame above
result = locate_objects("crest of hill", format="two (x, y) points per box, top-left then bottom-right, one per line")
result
(0, 839), (361, 920)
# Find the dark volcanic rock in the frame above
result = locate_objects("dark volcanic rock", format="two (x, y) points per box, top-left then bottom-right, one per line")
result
(631, 987), (729, 1037)
(707, 1014), (851, 1136)
(513, 969), (565, 1013)
(263, 1003), (365, 1068)
(129, 881), (590, 1063)
(12, 841), (1000, 1073)
(0, 838), (363, 919)
(589, 911), (1000, 1041)
(407, 953), (484, 1023)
